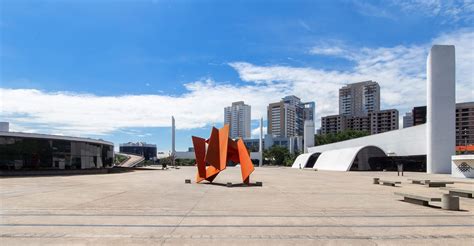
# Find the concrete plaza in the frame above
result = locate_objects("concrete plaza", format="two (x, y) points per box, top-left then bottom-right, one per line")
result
(1, 167), (473, 245)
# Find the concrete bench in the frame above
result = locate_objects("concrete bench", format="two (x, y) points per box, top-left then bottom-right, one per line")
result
(441, 188), (473, 198)
(408, 179), (430, 185)
(379, 180), (401, 187)
(408, 179), (454, 187)
(394, 192), (441, 206)
(425, 181), (454, 187)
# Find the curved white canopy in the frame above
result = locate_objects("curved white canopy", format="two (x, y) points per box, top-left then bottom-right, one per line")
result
(315, 145), (386, 171)
(291, 153), (314, 168)
(292, 145), (387, 171)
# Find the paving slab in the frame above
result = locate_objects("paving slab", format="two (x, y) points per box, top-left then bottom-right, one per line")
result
(1, 167), (473, 245)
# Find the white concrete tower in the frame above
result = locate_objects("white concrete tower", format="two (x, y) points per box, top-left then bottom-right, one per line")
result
(171, 116), (176, 156)
(303, 120), (315, 153)
(259, 117), (263, 167)
(427, 45), (455, 174)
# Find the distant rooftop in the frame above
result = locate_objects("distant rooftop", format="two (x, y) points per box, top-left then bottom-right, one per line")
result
(0, 131), (113, 146)
(120, 142), (157, 148)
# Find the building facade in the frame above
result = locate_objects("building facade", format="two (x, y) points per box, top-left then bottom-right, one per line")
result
(369, 109), (399, 134)
(119, 142), (157, 160)
(322, 80), (397, 136)
(403, 112), (413, 128)
(321, 109), (399, 135)
(267, 96), (315, 137)
(224, 101), (251, 139)
(321, 115), (344, 134)
(412, 106), (427, 126)
(267, 101), (296, 137)
(456, 102), (474, 146)
(0, 131), (114, 170)
(407, 102), (474, 146)
(339, 81), (380, 116)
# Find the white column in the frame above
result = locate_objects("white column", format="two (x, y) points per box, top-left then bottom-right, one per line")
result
(172, 116), (176, 153)
(427, 45), (455, 174)
(303, 120), (315, 153)
(259, 117), (263, 167)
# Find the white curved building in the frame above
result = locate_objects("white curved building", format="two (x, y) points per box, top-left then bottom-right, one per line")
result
(293, 45), (455, 174)
(291, 125), (425, 170)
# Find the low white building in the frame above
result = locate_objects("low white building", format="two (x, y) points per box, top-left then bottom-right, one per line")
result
(292, 45), (456, 174)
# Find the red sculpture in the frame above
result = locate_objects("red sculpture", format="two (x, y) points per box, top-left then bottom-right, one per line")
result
(192, 124), (255, 184)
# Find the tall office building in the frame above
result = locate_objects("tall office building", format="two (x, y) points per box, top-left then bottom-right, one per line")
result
(339, 81), (380, 116)
(224, 101), (251, 139)
(267, 101), (296, 137)
(267, 96), (315, 137)
(403, 112), (413, 128)
(321, 80), (398, 136)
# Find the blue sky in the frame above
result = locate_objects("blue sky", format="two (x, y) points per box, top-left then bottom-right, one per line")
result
(1, 0), (473, 152)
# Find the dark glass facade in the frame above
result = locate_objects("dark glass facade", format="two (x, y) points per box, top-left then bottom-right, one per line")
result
(0, 136), (114, 170)
(412, 106), (427, 126)
(119, 145), (157, 160)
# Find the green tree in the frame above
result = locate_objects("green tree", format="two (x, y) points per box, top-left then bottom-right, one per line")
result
(315, 130), (369, 146)
(114, 154), (129, 165)
(264, 145), (292, 166)
(159, 157), (172, 166)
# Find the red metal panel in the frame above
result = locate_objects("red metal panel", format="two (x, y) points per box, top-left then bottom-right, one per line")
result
(237, 139), (255, 184)
(205, 127), (221, 171)
(218, 125), (229, 171)
(192, 136), (207, 181)
(193, 124), (255, 184)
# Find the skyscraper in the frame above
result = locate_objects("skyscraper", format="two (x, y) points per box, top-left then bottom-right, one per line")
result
(267, 96), (315, 137)
(267, 101), (296, 137)
(224, 101), (251, 139)
(322, 80), (398, 135)
(339, 80), (380, 116)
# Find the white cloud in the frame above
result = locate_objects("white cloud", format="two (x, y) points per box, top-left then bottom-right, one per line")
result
(309, 44), (353, 59)
(232, 29), (473, 125)
(251, 126), (267, 138)
(1, 29), (473, 136)
(352, 1), (398, 19)
(391, 0), (474, 22)
(353, 0), (474, 23)
(0, 78), (289, 135)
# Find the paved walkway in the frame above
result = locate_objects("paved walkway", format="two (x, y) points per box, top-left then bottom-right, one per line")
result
(1, 167), (473, 245)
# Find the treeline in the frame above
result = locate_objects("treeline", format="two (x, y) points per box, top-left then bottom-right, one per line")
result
(315, 130), (369, 146)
